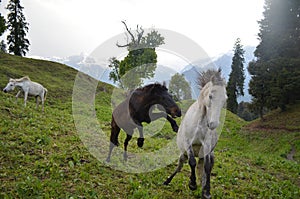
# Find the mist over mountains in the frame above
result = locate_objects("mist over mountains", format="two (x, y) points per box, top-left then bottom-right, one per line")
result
(36, 46), (255, 102)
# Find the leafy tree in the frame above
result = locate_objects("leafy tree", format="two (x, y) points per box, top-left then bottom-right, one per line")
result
(108, 57), (121, 85)
(109, 21), (164, 90)
(169, 73), (192, 101)
(248, 0), (300, 117)
(226, 38), (245, 114)
(6, 0), (30, 56)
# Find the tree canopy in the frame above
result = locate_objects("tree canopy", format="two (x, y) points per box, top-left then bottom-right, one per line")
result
(109, 21), (164, 90)
(169, 73), (191, 101)
(248, 0), (300, 117)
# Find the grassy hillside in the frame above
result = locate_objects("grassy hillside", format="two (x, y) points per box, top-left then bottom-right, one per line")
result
(0, 53), (299, 198)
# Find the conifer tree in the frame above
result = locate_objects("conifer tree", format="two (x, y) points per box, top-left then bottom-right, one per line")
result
(0, 0), (6, 36)
(248, 0), (300, 116)
(226, 38), (245, 114)
(6, 0), (30, 56)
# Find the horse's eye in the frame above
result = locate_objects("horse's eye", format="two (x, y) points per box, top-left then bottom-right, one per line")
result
(209, 94), (213, 100)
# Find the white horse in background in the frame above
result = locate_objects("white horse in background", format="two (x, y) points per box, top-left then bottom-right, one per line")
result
(3, 76), (48, 112)
(164, 69), (227, 199)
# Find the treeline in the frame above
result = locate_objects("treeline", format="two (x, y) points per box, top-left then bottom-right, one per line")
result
(248, 0), (300, 118)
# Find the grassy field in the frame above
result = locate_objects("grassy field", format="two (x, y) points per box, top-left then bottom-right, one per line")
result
(0, 52), (299, 198)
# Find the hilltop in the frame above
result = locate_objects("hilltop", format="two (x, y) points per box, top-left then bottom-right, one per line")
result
(0, 53), (299, 198)
(0, 52), (113, 101)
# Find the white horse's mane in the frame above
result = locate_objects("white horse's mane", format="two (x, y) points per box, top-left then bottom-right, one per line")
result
(11, 76), (31, 82)
(198, 68), (225, 88)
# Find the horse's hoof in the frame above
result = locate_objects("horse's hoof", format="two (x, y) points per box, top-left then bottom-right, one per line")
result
(188, 182), (197, 191)
(106, 157), (111, 163)
(172, 125), (179, 132)
(137, 138), (144, 148)
(163, 179), (170, 185)
(202, 193), (211, 199)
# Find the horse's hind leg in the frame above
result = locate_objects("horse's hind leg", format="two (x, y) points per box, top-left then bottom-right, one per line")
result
(202, 153), (214, 199)
(123, 133), (132, 161)
(35, 96), (39, 109)
(163, 154), (187, 185)
(106, 118), (121, 162)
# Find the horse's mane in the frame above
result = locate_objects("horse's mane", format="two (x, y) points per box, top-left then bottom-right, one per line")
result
(15, 76), (31, 82)
(197, 68), (225, 88)
(136, 83), (168, 92)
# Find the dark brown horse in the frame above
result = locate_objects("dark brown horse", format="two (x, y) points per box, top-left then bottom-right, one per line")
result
(106, 83), (181, 162)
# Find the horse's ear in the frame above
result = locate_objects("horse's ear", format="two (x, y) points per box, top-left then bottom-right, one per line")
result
(162, 81), (166, 87)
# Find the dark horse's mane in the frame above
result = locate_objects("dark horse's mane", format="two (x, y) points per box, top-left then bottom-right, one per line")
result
(136, 83), (168, 92)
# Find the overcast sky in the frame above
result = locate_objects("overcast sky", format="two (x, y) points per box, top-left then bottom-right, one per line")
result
(0, 0), (264, 66)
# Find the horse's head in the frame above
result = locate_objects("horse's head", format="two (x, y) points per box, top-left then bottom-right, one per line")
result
(3, 78), (16, 93)
(149, 84), (181, 118)
(201, 70), (227, 130)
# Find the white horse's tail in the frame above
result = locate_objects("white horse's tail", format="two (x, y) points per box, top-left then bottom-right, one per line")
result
(44, 88), (48, 101)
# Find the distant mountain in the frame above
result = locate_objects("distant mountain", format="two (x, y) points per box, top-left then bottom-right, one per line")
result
(181, 46), (256, 102)
(33, 46), (256, 101)
(143, 64), (177, 86)
(42, 54), (178, 87)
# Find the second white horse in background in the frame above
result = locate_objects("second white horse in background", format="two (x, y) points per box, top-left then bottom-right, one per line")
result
(3, 76), (48, 112)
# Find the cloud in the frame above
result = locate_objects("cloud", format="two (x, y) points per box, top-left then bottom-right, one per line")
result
(0, 0), (264, 58)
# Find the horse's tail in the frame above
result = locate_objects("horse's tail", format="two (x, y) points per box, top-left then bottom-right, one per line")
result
(44, 88), (48, 101)
(110, 116), (120, 146)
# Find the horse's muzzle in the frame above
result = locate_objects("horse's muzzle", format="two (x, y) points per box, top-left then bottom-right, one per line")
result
(170, 108), (181, 118)
(208, 121), (219, 130)
(3, 89), (7, 93)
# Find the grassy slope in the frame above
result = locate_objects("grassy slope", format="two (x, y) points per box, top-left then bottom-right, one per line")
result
(0, 53), (299, 198)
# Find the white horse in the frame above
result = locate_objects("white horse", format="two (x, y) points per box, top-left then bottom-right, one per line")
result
(3, 76), (48, 112)
(164, 69), (227, 199)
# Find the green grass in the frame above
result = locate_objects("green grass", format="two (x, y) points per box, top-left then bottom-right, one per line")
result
(0, 52), (299, 198)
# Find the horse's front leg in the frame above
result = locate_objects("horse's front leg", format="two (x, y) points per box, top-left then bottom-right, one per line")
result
(187, 146), (197, 191)
(163, 153), (187, 185)
(202, 152), (214, 199)
(166, 115), (179, 132)
(15, 91), (21, 103)
(137, 126), (144, 148)
(150, 111), (179, 132)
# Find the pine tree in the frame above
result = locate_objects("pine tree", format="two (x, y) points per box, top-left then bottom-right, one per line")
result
(6, 0), (30, 56)
(0, 0), (6, 36)
(0, 0), (7, 52)
(226, 38), (245, 114)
